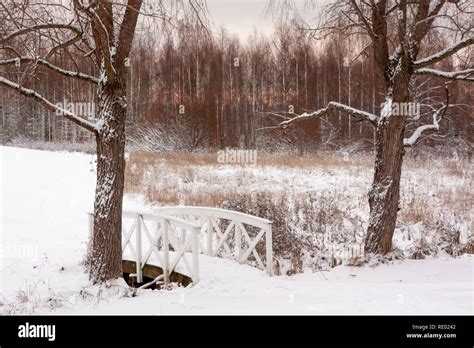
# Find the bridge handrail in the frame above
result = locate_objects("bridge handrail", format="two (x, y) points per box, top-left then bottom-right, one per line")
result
(122, 210), (201, 230)
(154, 206), (272, 229)
(154, 206), (273, 276)
(88, 206), (273, 288)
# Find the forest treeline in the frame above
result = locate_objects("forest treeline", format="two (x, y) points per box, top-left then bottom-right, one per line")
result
(1, 21), (472, 154)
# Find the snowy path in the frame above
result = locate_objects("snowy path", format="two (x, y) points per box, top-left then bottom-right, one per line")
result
(0, 146), (472, 314)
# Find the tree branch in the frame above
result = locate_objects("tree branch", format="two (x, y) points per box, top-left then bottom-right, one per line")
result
(73, 0), (116, 79)
(413, 37), (474, 68)
(116, 0), (143, 66)
(262, 102), (377, 130)
(349, 0), (376, 39)
(0, 23), (82, 45)
(46, 32), (83, 59)
(0, 76), (98, 134)
(414, 67), (474, 81)
(404, 84), (449, 147)
(0, 57), (99, 84)
(412, 0), (446, 46)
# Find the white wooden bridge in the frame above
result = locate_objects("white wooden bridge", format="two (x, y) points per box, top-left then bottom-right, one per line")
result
(88, 206), (273, 288)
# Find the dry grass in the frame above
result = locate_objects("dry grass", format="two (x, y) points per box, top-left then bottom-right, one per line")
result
(127, 151), (373, 168)
(124, 151), (473, 269)
(125, 152), (474, 213)
(125, 151), (472, 221)
(125, 151), (374, 207)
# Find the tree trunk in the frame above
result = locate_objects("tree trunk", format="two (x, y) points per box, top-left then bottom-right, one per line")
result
(365, 116), (405, 254)
(364, 22), (415, 253)
(365, 67), (410, 255)
(88, 81), (127, 283)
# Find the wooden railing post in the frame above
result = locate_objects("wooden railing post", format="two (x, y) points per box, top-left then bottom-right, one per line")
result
(206, 217), (213, 256)
(162, 219), (170, 285)
(235, 223), (241, 262)
(136, 214), (143, 283)
(192, 226), (200, 285)
(265, 224), (273, 276)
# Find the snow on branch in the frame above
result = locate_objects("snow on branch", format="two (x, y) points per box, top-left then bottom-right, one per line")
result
(413, 37), (474, 69)
(403, 85), (449, 147)
(403, 113), (440, 147)
(260, 102), (377, 130)
(0, 57), (99, 84)
(414, 67), (474, 81)
(0, 76), (98, 134)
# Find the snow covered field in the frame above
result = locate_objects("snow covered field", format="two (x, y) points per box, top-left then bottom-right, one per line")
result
(0, 146), (472, 314)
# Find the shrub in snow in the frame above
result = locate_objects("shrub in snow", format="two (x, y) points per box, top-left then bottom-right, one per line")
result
(127, 119), (206, 154)
(220, 192), (304, 275)
(461, 238), (474, 255)
(220, 191), (366, 274)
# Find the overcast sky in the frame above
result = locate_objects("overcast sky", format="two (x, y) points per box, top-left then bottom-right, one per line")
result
(206, 0), (314, 41)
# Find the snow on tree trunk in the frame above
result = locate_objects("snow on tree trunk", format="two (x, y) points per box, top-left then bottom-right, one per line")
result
(365, 116), (405, 254)
(88, 76), (127, 283)
(365, 66), (411, 255)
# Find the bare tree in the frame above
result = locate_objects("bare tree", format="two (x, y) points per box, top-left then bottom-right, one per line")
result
(267, 0), (473, 256)
(0, 0), (208, 283)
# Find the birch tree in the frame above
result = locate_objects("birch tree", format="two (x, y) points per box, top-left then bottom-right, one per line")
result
(269, 0), (473, 256)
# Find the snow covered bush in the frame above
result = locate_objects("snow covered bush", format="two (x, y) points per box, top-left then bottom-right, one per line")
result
(220, 192), (305, 275)
(220, 191), (365, 274)
(127, 118), (206, 153)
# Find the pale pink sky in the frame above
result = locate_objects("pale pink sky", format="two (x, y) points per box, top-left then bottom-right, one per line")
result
(206, 0), (319, 41)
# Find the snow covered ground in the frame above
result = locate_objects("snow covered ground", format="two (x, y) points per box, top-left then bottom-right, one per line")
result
(0, 146), (472, 314)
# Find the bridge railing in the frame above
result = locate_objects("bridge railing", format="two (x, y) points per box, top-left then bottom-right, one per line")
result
(88, 206), (273, 288)
(154, 206), (273, 276)
(88, 211), (201, 286)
